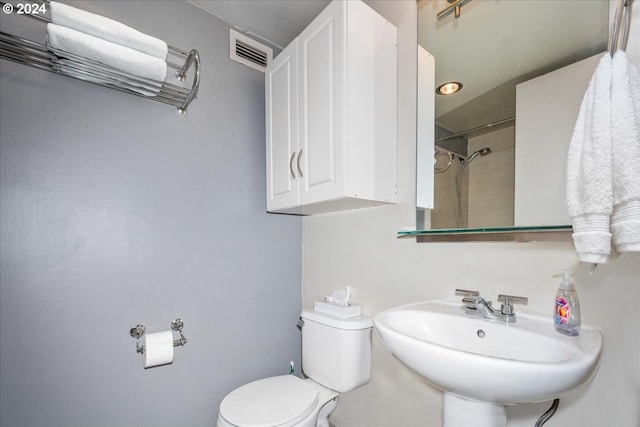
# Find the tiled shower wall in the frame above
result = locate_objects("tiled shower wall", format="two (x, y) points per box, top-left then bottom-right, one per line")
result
(432, 125), (515, 229)
(468, 126), (515, 228)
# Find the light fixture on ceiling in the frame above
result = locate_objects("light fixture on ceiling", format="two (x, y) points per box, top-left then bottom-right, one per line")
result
(437, 0), (473, 21)
(436, 81), (463, 95)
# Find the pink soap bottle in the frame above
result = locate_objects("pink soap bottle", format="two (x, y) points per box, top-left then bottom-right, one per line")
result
(554, 271), (581, 336)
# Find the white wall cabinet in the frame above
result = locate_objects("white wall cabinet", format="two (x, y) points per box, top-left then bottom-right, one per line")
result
(265, 0), (398, 215)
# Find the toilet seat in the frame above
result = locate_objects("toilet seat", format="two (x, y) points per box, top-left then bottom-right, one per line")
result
(218, 375), (319, 427)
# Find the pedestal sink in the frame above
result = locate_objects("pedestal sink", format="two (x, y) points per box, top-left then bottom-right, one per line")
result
(374, 299), (602, 427)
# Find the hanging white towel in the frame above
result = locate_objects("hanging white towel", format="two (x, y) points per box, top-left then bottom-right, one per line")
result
(49, 1), (168, 60)
(47, 24), (167, 83)
(566, 53), (613, 264)
(610, 50), (640, 253)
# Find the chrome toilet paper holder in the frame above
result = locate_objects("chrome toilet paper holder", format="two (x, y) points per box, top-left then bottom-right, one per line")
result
(129, 318), (188, 354)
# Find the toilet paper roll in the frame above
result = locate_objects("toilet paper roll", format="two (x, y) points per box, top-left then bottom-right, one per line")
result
(143, 330), (174, 369)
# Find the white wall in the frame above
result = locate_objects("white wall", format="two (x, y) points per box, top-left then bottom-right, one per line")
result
(0, 2), (302, 426)
(303, 1), (640, 426)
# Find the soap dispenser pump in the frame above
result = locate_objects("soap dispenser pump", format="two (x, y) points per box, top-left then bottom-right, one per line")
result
(553, 271), (581, 336)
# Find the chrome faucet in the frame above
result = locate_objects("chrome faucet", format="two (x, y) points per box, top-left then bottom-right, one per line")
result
(455, 289), (528, 323)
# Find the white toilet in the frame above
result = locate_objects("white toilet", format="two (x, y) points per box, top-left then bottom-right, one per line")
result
(217, 310), (373, 427)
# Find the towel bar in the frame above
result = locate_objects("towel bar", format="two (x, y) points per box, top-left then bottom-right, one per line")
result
(609, 0), (634, 56)
(0, 0), (201, 113)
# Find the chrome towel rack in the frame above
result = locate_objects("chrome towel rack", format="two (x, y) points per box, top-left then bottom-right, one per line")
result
(0, 1), (200, 113)
(609, 0), (635, 56)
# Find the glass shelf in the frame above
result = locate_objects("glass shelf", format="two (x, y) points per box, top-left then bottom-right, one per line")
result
(399, 225), (573, 242)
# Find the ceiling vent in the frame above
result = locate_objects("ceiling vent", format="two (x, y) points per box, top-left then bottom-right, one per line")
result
(229, 28), (273, 72)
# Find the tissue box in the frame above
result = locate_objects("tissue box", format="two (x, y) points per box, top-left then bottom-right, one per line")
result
(313, 301), (361, 318)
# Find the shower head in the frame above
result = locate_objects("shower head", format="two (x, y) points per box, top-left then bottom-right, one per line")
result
(466, 147), (492, 163)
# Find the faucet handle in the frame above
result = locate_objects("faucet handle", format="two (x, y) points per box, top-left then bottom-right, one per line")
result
(497, 294), (528, 304)
(456, 289), (480, 307)
(455, 289), (480, 297)
(497, 294), (528, 315)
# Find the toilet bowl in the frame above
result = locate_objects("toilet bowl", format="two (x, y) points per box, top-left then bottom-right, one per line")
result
(217, 310), (373, 427)
(216, 375), (338, 427)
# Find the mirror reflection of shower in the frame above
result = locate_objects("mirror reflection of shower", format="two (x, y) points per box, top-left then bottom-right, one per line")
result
(434, 149), (455, 173)
(430, 120), (515, 230)
(455, 147), (492, 227)
(433, 145), (495, 228)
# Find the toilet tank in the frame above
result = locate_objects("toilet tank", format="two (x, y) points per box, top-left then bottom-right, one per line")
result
(300, 310), (373, 393)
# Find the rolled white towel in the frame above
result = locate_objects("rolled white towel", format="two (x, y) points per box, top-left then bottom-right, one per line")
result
(610, 50), (640, 253)
(566, 53), (613, 264)
(47, 23), (167, 83)
(49, 1), (168, 60)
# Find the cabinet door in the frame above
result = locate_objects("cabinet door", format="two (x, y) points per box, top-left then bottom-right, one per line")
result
(265, 40), (299, 211)
(297, 1), (345, 205)
(417, 46), (435, 209)
(514, 53), (601, 226)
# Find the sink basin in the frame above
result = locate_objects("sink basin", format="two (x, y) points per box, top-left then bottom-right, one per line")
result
(374, 299), (602, 425)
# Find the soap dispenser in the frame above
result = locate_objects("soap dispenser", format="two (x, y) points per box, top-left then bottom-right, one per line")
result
(553, 271), (581, 336)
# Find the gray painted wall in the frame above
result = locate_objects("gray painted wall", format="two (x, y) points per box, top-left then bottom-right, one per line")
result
(0, 2), (302, 426)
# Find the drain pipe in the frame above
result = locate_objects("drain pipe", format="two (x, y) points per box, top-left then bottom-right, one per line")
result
(535, 399), (560, 427)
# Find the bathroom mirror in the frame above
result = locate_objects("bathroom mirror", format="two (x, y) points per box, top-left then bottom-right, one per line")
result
(416, 0), (609, 231)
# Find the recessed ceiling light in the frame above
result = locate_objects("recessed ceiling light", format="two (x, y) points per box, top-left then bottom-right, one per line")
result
(436, 81), (463, 95)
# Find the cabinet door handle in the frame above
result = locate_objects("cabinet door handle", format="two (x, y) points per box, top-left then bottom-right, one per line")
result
(297, 149), (304, 178)
(289, 151), (296, 180)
